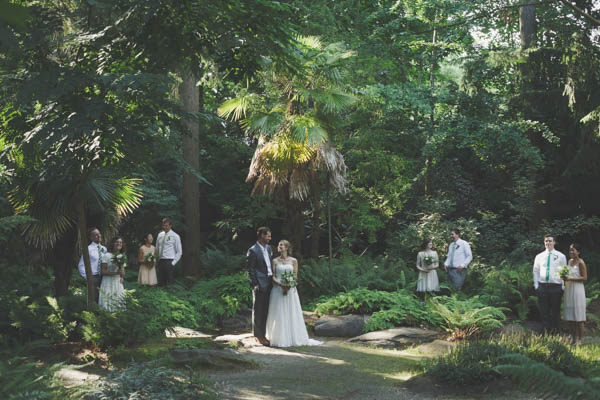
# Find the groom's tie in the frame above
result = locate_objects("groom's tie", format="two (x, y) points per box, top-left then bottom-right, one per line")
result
(546, 252), (551, 281)
(97, 244), (102, 273)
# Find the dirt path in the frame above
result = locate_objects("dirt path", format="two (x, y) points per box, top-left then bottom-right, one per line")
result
(208, 338), (533, 400)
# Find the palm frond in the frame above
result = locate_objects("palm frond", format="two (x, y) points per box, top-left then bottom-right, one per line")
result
(296, 35), (322, 50)
(289, 115), (329, 146)
(217, 93), (259, 121)
(242, 110), (284, 136)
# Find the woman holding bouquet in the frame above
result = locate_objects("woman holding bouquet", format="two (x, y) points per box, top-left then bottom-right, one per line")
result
(564, 243), (587, 345)
(99, 237), (126, 311)
(266, 240), (321, 347)
(138, 233), (158, 286)
(416, 238), (440, 297)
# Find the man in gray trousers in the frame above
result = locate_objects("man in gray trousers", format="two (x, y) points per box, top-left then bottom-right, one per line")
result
(247, 226), (273, 346)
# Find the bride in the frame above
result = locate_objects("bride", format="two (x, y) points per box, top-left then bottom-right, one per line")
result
(265, 240), (322, 347)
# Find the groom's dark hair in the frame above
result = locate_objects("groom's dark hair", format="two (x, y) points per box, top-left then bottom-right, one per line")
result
(451, 228), (461, 236)
(257, 226), (271, 239)
(87, 227), (99, 239)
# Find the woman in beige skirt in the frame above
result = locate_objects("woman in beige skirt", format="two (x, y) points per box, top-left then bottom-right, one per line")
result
(564, 243), (587, 345)
(138, 233), (158, 286)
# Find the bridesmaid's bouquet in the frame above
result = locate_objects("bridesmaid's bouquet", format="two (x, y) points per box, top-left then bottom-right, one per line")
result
(144, 252), (157, 264)
(280, 271), (297, 295)
(423, 255), (438, 267)
(113, 253), (128, 270)
(559, 265), (570, 281)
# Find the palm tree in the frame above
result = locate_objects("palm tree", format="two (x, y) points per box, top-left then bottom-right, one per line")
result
(9, 165), (142, 309)
(219, 36), (357, 256)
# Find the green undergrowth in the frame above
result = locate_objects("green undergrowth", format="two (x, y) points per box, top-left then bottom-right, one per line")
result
(108, 337), (221, 365)
(422, 333), (600, 399)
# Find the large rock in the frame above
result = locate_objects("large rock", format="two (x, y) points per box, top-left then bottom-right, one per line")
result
(349, 327), (439, 348)
(314, 315), (370, 337)
(169, 348), (256, 369)
(220, 307), (252, 334)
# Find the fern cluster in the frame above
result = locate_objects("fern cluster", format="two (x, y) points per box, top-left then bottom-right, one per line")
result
(428, 295), (507, 340)
(0, 356), (68, 400)
(424, 334), (600, 399)
(88, 360), (217, 400)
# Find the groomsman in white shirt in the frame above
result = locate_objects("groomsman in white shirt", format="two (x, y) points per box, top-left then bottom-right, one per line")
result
(444, 228), (473, 291)
(77, 228), (107, 303)
(156, 218), (182, 286)
(533, 234), (567, 334)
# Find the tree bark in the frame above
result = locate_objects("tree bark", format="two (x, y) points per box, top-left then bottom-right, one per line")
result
(284, 197), (304, 258)
(76, 192), (95, 310)
(519, 4), (537, 49)
(51, 231), (77, 297)
(180, 67), (202, 276)
(309, 172), (321, 259)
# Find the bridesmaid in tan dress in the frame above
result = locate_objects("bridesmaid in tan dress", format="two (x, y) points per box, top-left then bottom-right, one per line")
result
(138, 233), (158, 286)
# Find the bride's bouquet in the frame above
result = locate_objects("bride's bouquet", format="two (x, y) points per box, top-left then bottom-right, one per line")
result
(144, 252), (157, 264)
(280, 271), (297, 295)
(113, 253), (128, 270)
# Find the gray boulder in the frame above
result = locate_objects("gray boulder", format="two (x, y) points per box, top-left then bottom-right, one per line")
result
(314, 315), (370, 337)
(349, 327), (439, 349)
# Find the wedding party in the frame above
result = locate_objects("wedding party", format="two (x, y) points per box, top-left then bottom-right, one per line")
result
(2, 1), (600, 399)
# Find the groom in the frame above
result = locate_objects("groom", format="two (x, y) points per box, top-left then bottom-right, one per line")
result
(247, 226), (273, 346)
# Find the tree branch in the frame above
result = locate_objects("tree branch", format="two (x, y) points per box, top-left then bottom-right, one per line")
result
(410, 1), (557, 35)
(557, 0), (600, 26)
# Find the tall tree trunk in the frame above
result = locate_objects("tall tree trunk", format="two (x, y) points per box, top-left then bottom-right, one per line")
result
(51, 231), (77, 297)
(424, 23), (437, 197)
(519, 5), (537, 49)
(180, 67), (202, 276)
(309, 172), (321, 259)
(76, 192), (95, 310)
(284, 197), (304, 258)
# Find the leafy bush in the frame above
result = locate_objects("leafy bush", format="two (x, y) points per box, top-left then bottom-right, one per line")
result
(313, 288), (415, 316)
(300, 255), (416, 301)
(0, 356), (68, 400)
(365, 304), (443, 332)
(424, 334), (599, 388)
(200, 246), (245, 278)
(87, 360), (217, 400)
(82, 272), (252, 348)
(475, 262), (537, 320)
(428, 295), (507, 340)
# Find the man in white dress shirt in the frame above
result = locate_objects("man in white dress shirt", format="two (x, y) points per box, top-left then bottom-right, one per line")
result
(533, 234), (567, 334)
(77, 228), (107, 303)
(156, 218), (182, 286)
(444, 228), (473, 291)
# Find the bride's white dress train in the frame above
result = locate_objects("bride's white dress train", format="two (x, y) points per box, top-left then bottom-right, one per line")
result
(265, 261), (322, 347)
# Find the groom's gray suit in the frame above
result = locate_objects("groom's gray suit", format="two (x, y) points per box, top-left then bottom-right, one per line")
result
(247, 242), (273, 339)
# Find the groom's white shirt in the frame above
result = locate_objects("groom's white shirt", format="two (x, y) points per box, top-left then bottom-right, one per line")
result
(444, 238), (473, 269)
(257, 242), (273, 276)
(78, 242), (107, 278)
(533, 249), (566, 290)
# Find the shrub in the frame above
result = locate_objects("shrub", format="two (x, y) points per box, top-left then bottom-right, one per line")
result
(81, 272), (252, 348)
(424, 334), (600, 390)
(428, 295), (507, 340)
(0, 356), (68, 400)
(313, 288), (415, 316)
(300, 255), (416, 301)
(87, 360), (217, 399)
(200, 246), (245, 278)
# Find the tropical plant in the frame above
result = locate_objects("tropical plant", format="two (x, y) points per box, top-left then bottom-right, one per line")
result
(428, 295), (507, 340)
(219, 35), (357, 255)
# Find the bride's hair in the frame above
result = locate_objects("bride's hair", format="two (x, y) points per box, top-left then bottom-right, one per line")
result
(279, 240), (292, 255)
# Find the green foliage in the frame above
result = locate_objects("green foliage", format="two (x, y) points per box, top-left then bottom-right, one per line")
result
(476, 262), (537, 320)
(424, 334), (600, 388)
(313, 288), (415, 316)
(81, 273), (251, 348)
(364, 304), (442, 332)
(200, 246), (245, 278)
(0, 356), (67, 400)
(495, 354), (600, 400)
(300, 254), (415, 301)
(87, 360), (217, 400)
(428, 295), (507, 340)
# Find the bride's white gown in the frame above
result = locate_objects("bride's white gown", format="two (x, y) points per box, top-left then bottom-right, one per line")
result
(266, 260), (322, 347)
